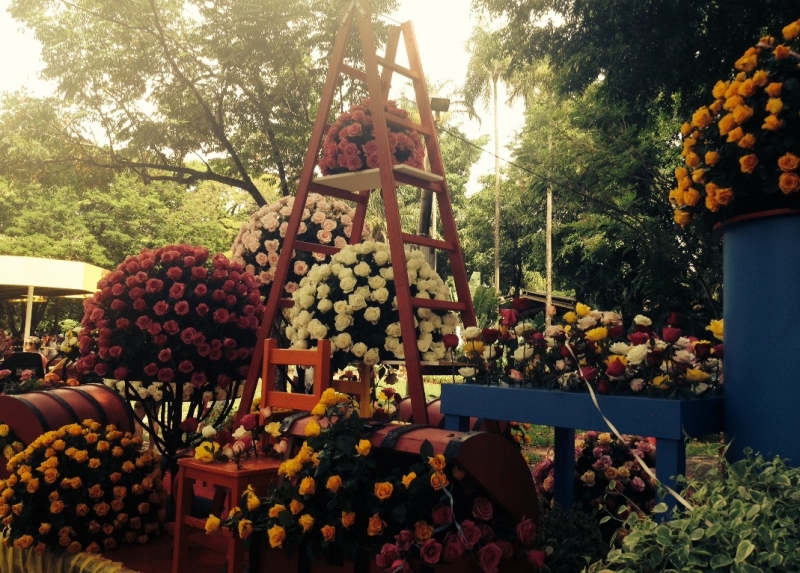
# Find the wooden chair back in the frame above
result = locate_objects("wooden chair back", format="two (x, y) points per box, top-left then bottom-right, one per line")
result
(260, 338), (331, 416)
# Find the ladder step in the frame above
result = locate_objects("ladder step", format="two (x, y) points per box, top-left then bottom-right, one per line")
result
(278, 299), (294, 309)
(313, 165), (442, 193)
(384, 114), (433, 137)
(410, 298), (469, 313)
(294, 241), (340, 256)
(339, 63), (388, 93)
(375, 56), (419, 80)
(401, 233), (453, 251)
(308, 181), (370, 203)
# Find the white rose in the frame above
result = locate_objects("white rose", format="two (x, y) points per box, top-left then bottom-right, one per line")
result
(483, 347), (498, 360)
(339, 275), (357, 293)
(202, 425), (217, 438)
(292, 339), (309, 349)
(418, 320), (434, 333)
(335, 333), (353, 350)
(355, 241), (374, 255)
(296, 327), (309, 340)
(418, 266), (434, 280)
(429, 314), (442, 328)
(417, 308), (432, 320)
(316, 264), (332, 279)
(299, 294), (316, 309)
(626, 344), (649, 365)
(330, 262), (344, 275)
(333, 301), (350, 315)
(371, 287), (390, 304)
(363, 348), (380, 366)
(368, 276), (386, 289)
(633, 314), (652, 326)
(295, 310), (312, 327)
(406, 257), (422, 271)
(463, 326), (481, 340)
(285, 325), (297, 340)
(340, 249), (358, 265)
(431, 342), (446, 360)
(630, 378), (645, 392)
(417, 337), (432, 353)
(577, 316), (597, 330)
(423, 351), (437, 361)
(232, 425), (248, 440)
(458, 367), (476, 378)
(675, 337), (691, 348)
(380, 267), (394, 281)
(384, 337), (400, 351)
(151, 390), (164, 402)
(355, 286), (371, 299)
(609, 342), (631, 355)
(674, 349), (696, 364)
(374, 250), (390, 266)
(602, 311), (622, 326)
(694, 383), (710, 395)
(386, 322), (402, 338)
(317, 283), (331, 299)
(513, 346), (534, 361)
(334, 314), (354, 331)
(308, 321), (328, 340)
(407, 269), (418, 283)
(434, 286), (449, 301)
(352, 342), (368, 358)
(349, 293), (367, 310)
(393, 345), (405, 359)
(363, 306), (381, 324)
(354, 261), (372, 277)
(440, 325), (454, 335)
(317, 299), (333, 313)
(443, 314), (459, 326)
(202, 391), (213, 402)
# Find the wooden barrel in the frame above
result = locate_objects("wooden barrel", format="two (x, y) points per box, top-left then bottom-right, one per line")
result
(0, 383), (135, 446)
(395, 397), (509, 434)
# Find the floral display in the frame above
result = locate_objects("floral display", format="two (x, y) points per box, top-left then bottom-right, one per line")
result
(231, 194), (371, 298)
(0, 370), (79, 395)
(534, 432), (658, 531)
(670, 19), (800, 226)
(183, 412), (277, 469)
(211, 391), (540, 572)
(0, 420), (166, 554)
(317, 98), (425, 176)
(0, 423), (23, 461)
(75, 244), (264, 403)
(0, 329), (11, 358)
(286, 241), (460, 373)
(457, 302), (723, 398)
(59, 328), (81, 361)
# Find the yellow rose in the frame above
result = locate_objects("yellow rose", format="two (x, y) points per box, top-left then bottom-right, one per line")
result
(297, 443), (314, 463)
(401, 472), (416, 488)
(762, 115), (783, 131)
(299, 514), (315, 533)
(0, 425), (8, 437)
(246, 492), (261, 511)
(584, 327), (608, 342)
(766, 98), (783, 115)
(779, 172), (800, 195)
(691, 106), (713, 128)
(311, 403), (327, 418)
(264, 422), (282, 438)
(238, 519), (254, 540)
(717, 114), (737, 136)
(290, 499), (305, 515)
(652, 375), (670, 388)
(194, 441), (218, 463)
(731, 105), (753, 125)
(304, 418), (321, 437)
(341, 511), (355, 528)
(326, 475), (342, 493)
(705, 151), (721, 166)
(298, 477), (316, 496)
(673, 209), (691, 227)
(738, 133), (756, 149)
(320, 388), (338, 407)
(737, 79), (756, 98)
(685, 152), (700, 168)
(430, 472), (449, 491)
(374, 482), (393, 500)
(752, 70), (769, 86)
(563, 311), (577, 324)
(706, 319), (724, 341)
(268, 525), (286, 548)
(783, 21), (800, 41)
(321, 524), (336, 542)
(739, 154), (758, 174)
(463, 340), (484, 355)
(726, 127), (744, 143)
(685, 368), (711, 383)
(765, 82), (782, 97)
(575, 302), (591, 316)
(355, 439), (371, 456)
(598, 432), (612, 444)
(778, 153), (800, 172)
(268, 504), (286, 519)
(367, 514), (385, 536)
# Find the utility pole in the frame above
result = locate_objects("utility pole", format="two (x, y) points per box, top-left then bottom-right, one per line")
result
(545, 135), (553, 327)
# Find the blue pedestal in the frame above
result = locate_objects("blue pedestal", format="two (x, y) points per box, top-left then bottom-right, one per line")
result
(723, 211), (800, 462)
(440, 385), (724, 512)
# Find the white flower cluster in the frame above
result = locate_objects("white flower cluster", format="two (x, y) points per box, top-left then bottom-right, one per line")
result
(286, 242), (459, 369)
(231, 193), (370, 295)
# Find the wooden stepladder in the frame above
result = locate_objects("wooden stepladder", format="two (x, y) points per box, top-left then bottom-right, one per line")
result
(238, 0), (476, 425)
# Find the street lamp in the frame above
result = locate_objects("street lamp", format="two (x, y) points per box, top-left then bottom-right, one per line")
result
(418, 97), (451, 270)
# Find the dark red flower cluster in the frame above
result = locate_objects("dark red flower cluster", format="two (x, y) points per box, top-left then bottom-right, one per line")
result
(317, 98), (425, 175)
(75, 245), (264, 396)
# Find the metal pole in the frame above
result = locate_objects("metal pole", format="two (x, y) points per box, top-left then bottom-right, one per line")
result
(24, 286), (34, 338)
(545, 135), (553, 327)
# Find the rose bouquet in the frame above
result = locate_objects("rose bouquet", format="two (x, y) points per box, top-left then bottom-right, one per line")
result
(76, 244), (264, 402)
(318, 98), (425, 176)
(0, 370), (78, 395)
(671, 19), (800, 227)
(0, 420), (166, 555)
(286, 242), (460, 373)
(457, 303), (723, 398)
(59, 328), (81, 361)
(231, 194), (372, 298)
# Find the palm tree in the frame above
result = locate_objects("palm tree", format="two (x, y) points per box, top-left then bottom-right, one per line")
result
(463, 27), (510, 293)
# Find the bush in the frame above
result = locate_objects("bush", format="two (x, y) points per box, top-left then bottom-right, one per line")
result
(536, 505), (607, 573)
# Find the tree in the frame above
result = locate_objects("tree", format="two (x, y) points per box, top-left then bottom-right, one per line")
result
(4, 0), (398, 205)
(462, 26), (510, 292)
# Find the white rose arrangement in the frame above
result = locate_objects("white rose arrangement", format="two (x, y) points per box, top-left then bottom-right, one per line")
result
(286, 242), (459, 372)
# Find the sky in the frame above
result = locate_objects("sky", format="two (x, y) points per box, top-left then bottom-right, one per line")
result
(0, 0), (525, 195)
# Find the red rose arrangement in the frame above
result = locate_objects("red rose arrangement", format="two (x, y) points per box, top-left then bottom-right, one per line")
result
(76, 244), (264, 400)
(318, 98), (425, 176)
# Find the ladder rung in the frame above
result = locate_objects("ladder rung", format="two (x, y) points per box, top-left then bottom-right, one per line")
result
(340, 64), (388, 92)
(385, 114), (433, 137)
(410, 298), (468, 313)
(401, 233), (453, 251)
(308, 181), (370, 203)
(278, 299), (294, 309)
(294, 241), (340, 256)
(376, 56), (419, 80)
(393, 171), (444, 193)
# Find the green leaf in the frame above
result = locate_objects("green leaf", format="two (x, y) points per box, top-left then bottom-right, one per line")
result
(599, 515), (611, 524)
(767, 553), (783, 567)
(652, 502), (669, 514)
(690, 528), (704, 541)
(656, 525), (672, 546)
(710, 554), (733, 569)
(734, 540), (755, 564)
(419, 439), (434, 460)
(706, 523), (722, 537)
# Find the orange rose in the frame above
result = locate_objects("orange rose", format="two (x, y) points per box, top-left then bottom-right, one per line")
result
(738, 133), (757, 149)
(783, 21), (800, 41)
(737, 79), (756, 97)
(775, 44), (791, 59)
(723, 95), (744, 111)
(93, 502), (110, 517)
(75, 504), (89, 517)
(88, 485), (104, 499)
(374, 482), (393, 500)
(673, 209), (692, 226)
(739, 154), (758, 174)
(726, 127), (744, 143)
(684, 152), (701, 168)
(778, 153), (800, 172)
(716, 188), (734, 206)
(430, 472), (449, 491)
(290, 499), (304, 515)
(326, 475), (342, 493)
(268, 504), (286, 519)
(13, 535), (34, 549)
(752, 70), (769, 86)
(121, 461), (135, 473)
(765, 82), (782, 97)
(321, 525), (336, 542)
(367, 513), (386, 536)
(414, 520), (434, 543)
(111, 499), (125, 512)
(717, 114), (737, 136)
(50, 500), (65, 514)
(766, 98), (784, 116)
(341, 511), (355, 528)
(298, 477), (316, 496)
(683, 188), (701, 207)
(428, 454), (446, 472)
(731, 105), (753, 125)
(712, 80), (729, 99)
(705, 151), (721, 166)
(691, 106), (713, 128)
(779, 172), (800, 195)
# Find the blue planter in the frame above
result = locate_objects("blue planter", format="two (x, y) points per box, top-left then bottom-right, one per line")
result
(723, 210), (800, 463)
(440, 384), (724, 510)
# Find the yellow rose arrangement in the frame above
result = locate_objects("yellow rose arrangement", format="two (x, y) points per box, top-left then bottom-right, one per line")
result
(671, 19), (800, 226)
(0, 420), (166, 555)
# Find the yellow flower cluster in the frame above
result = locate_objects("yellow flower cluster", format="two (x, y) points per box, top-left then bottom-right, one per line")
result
(671, 20), (800, 225)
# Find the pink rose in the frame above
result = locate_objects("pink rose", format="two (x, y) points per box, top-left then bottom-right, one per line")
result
(472, 497), (494, 521)
(223, 338), (237, 349)
(460, 520), (482, 548)
(389, 560), (411, 573)
(477, 543), (503, 573)
(528, 549), (547, 570)
(420, 539), (442, 565)
(479, 524), (494, 543)
(516, 516), (537, 545)
(375, 544), (400, 569)
(631, 476), (645, 492)
(394, 530), (414, 552)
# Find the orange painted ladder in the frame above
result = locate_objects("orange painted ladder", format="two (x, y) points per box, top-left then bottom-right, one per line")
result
(237, 0), (476, 425)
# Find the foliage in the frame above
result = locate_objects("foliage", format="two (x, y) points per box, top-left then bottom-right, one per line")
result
(318, 99), (425, 175)
(535, 504), (607, 573)
(587, 450), (800, 572)
(75, 244), (263, 399)
(0, 420), (166, 554)
(671, 22), (800, 228)
(285, 242), (459, 373)
(231, 193), (368, 298)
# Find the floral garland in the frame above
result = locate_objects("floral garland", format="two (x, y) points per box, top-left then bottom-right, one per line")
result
(231, 194), (371, 298)
(0, 420), (166, 554)
(286, 242), (459, 373)
(75, 245), (264, 402)
(457, 303), (723, 398)
(318, 98), (425, 176)
(671, 19), (800, 226)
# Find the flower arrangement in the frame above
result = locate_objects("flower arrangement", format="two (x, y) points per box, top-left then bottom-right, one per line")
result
(59, 328), (81, 362)
(286, 242), (460, 373)
(0, 423), (23, 461)
(210, 391), (543, 572)
(670, 19), (800, 227)
(0, 370), (79, 395)
(75, 244), (264, 403)
(184, 412), (279, 469)
(318, 98), (425, 176)
(0, 420), (166, 554)
(231, 193), (371, 298)
(457, 303), (723, 398)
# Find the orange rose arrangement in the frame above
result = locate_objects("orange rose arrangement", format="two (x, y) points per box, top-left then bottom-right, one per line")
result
(0, 420), (166, 555)
(671, 19), (800, 226)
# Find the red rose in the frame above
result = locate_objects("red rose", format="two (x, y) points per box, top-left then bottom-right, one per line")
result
(197, 344), (211, 357)
(694, 342), (711, 359)
(180, 328), (196, 345)
(212, 289), (225, 302)
(158, 349), (172, 362)
(443, 535), (465, 563)
(516, 516), (537, 545)
(209, 348), (223, 361)
(211, 339), (222, 350)
(237, 348), (250, 360)
(607, 325), (624, 338)
(597, 378), (610, 395)
(460, 520), (482, 548)
(153, 334), (167, 346)
(240, 414), (258, 431)
(196, 303), (209, 316)
(163, 321), (180, 335)
(94, 363), (108, 377)
(179, 417), (198, 432)
(527, 549), (546, 570)
(147, 322), (162, 336)
(113, 367), (128, 381)
(221, 280), (234, 293)
(213, 308), (230, 324)
(224, 295), (236, 309)
(191, 266), (208, 280)
(90, 308), (105, 321)
(442, 334), (459, 349)
(194, 284), (208, 297)
(157, 368), (174, 382)
(116, 318), (130, 330)
(222, 338), (237, 349)
(178, 361), (194, 374)
(140, 258), (155, 272)
(472, 497), (494, 521)
(133, 299), (147, 311)
(477, 543), (503, 573)
(627, 332), (649, 345)
(125, 261), (140, 274)
(606, 357), (626, 377)
(346, 155), (363, 171)
(661, 327), (682, 343)
(217, 374), (231, 388)
(125, 275), (139, 288)
(143, 363), (158, 377)
(713, 344), (724, 359)
(225, 348), (238, 361)
(511, 297), (534, 312)
(375, 544), (400, 569)
(481, 329), (500, 344)
(394, 530), (414, 552)
(161, 251), (174, 264)
(420, 539), (442, 565)
(146, 279), (164, 294)
(183, 256), (195, 267)
(129, 287), (145, 300)
(174, 301), (190, 316)
(480, 524), (494, 542)
(153, 301), (170, 316)
(110, 299), (126, 312)
(135, 316), (152, 330)
(432, 505), (453, 526)
(499, 308), (519, 326)
(190, 372), (207, 388)
(579, 366), (598, 382)
(169, 283), (186, 299)
(389, 560), (411, 573)
(496, 540), (514, 559)
(109, 346), (123, 358)
(166, 267), (183, 280)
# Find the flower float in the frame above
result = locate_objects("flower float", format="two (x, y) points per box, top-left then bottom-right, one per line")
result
(285, 241), (460, 373)
(671, 19), (800, 226)
(318, 98), (425, 176)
